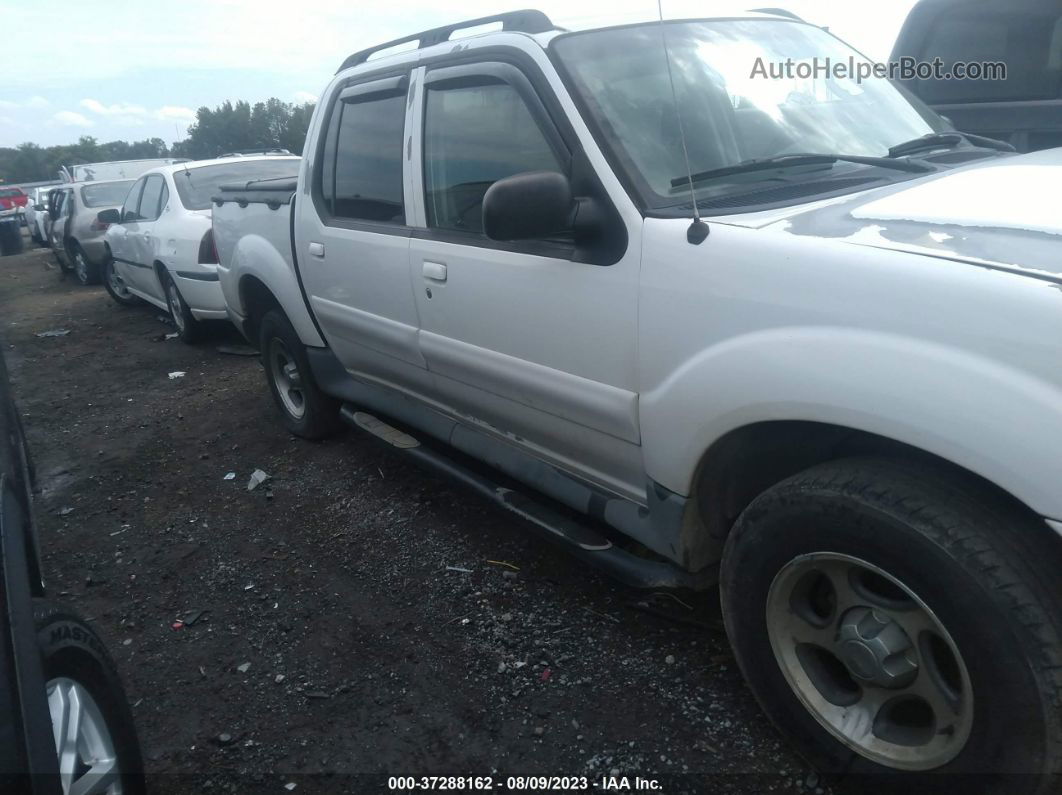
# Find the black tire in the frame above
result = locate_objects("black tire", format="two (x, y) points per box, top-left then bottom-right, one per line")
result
(34, 599), (145, 794)
(162, 271), (205, 344)
(102, 257), (140, 307)
(721, 458), (1062, 794)
(71, 244), (99, 285)
(259, 308), (341, 439)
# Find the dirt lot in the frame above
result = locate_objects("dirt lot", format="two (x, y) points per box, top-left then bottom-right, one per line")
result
(1, 238), (818, 794)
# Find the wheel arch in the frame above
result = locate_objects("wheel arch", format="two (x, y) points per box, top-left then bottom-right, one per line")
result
(238, 274), (283, 348)
(683, 419), (1062, 571)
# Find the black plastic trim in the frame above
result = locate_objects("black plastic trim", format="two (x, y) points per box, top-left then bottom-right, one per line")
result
(174, 270), (219, 282)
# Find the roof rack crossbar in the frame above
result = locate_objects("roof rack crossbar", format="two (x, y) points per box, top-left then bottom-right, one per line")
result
(337, 9), (556, 73)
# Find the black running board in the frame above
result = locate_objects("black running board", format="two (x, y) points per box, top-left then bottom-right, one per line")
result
(341, 406), (711, 590)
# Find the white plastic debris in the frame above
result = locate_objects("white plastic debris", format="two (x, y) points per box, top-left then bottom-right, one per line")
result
(446, 565), (473, 573)
(247, 469), (270, 491)
(164, 332), (179, 340)
(36, 328), (70, 338)
(168, 371), (186, 380)
(285, 784), (297, 792)
(223, 472), (236, 481)
(236, 662), (251, 673)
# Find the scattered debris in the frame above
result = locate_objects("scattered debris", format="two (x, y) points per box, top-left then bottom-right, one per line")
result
(171, 621), (184, 631)
(217, 343), (258, 357)
(275, 674), (285, 684)
(533, 726), (544, 736)
(236, 662), (251, 674)
(223, 472), (236, 480)
(122, 639), (132, 646)
(284, 784), (297, 792)
(247, 469), (270, 491)
(59, 506), (74, 516)
(486, 560), (519, 570)
(168, 371), (186, 380)
(665, 654), (676, 665)
(35, 328), (70, 337)
(180, 609), (207, 627)
(165, 332), (179, 340)
(539, 668), (552, 682)
(215, 733), (235, 746)
(446, 565), (473, 573)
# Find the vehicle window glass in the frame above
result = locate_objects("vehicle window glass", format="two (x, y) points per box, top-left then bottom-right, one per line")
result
(423, 81), (562, 234)
(136, 176), (165, 221)
(917, 9), (1062, 102)
(329, 93), (406, 223)
(81, 180), (136, 209)
(121, 180), (144, 222)
(159, 181), (169, 215)
(174, 160), (300, 211)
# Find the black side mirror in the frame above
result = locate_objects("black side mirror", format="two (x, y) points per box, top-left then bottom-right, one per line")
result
(33, 204), (45, 212)
(483, 171), (575, 241)
(96, 208), (121, 225)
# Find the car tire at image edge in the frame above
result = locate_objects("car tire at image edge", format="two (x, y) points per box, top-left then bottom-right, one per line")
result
(720, 457), (1062, 794)
(102, 257), (141, 308)
(34, 599), (145, 795)
(162, 271), (204, 344)
(259, 308), (341, 440)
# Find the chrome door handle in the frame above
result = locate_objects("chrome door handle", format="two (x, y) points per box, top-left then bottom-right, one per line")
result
(422, 261), (447, 281)
(308, 242), (325, 258)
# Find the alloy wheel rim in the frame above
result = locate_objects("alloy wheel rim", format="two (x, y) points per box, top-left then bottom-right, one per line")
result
(47, 677), (123, 795)
(107, 264), (131, 299)
(75, 253), (88, 283)
(269, 338), (305, 419)
(167, 282), (185, 333)
(765, 552), (973, 770)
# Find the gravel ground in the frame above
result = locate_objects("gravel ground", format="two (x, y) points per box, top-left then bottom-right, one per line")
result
(1, 237), (823, 794)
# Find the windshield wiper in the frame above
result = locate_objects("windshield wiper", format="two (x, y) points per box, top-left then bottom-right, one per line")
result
(671, 153), (932, 189)
(887, 131), (1015, 159)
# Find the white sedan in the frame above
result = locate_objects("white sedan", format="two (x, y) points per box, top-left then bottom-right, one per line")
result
(100, 156), (300, 342)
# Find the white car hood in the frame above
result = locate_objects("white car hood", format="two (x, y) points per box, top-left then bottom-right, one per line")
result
(742, 148), (1062, 283)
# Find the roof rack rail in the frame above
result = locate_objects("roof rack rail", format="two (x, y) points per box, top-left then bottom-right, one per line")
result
(337, 9), (557, 73)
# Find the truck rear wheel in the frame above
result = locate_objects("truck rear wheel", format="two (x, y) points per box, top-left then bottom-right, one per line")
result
(721, 457), (1062, 793)
(259, 309), (341, 439)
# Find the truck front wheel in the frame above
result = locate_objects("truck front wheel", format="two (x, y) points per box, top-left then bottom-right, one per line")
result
(721, 457), (1062, 793)
(259, 308), (341, 439)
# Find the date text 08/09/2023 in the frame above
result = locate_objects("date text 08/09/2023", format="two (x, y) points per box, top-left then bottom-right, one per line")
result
(388, 776), (664, 791)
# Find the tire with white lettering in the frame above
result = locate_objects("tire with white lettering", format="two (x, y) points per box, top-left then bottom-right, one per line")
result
(259, 308), (341, 439)
(34, 600), (145, 794)
(721, 458), (1062, 794)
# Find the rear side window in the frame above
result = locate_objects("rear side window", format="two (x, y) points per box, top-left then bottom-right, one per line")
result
(174, 160), (300, 210)
(423, 80), (563, 235)
(121, 180), (144, 222)
(321, 91), (406, 224)
(135, 176), (166, 221)
(916, 9), (1062, 102)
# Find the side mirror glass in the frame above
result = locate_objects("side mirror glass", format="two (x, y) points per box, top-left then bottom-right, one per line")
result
(483, 171), (574, 242)
(96, 208), (121, 225)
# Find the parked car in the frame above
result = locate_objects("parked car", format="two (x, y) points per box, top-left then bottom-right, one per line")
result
(214, 10), (1062, 790)
(0, 186), (29, 218)
(59, 158), (188, 184)
(25, 187), (59, 246)
(0, 348), (144, 794)
(100, 156), (300, 342)
(47, 180), (134, 286)
(892, 0), (1062, 152)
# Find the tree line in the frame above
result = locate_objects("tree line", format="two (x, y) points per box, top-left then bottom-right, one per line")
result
(0, 97), (315, 184)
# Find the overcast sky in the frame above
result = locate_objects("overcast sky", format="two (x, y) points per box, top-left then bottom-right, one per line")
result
(1, 0), (918, 148)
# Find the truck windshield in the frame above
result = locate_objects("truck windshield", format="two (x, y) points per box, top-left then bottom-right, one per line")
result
(80, 180), (135, 208)
(174, 160), (301, 211)
(552, 19), (947, 210)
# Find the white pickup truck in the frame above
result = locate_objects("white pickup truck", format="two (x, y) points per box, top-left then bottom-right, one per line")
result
(212, 10), (1062, 789)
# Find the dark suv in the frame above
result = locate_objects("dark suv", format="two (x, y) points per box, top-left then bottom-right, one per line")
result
(0, 349), (144, 794)
(892, 0), (1062, 151)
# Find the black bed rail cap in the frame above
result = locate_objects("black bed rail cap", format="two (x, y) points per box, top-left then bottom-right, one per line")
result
(337, 9), (557, 73)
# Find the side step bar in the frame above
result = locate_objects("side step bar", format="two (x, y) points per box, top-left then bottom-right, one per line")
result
(342, 407), (713, 590)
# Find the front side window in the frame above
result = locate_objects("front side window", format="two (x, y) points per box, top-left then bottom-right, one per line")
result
(553, 20), (945, 210)
(325, 92), (406, 223)
(80, 180), (135, 209)
(423, 80), (563, 235)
